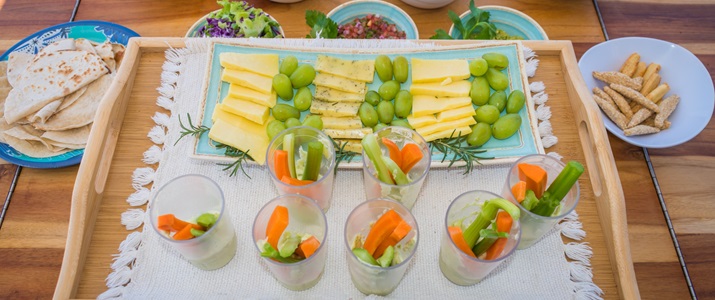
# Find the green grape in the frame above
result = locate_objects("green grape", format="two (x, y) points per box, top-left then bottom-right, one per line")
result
(280, 55), (299, 76)
(272, 74), (293, 100)
(393, 56), (409, 83)
(365, 90), (380, 106)
(391, 118), (412, 129)
(467, 122), (492, 147)
(474, 105), (500, 124)
(293, 87), (313, 111)
(488, 90), (507, 112)
(378, 80), (400, 101)
(393, 90), (413, 118)
(492, 114), (522, 139)
(470, 77), (490, 105)
(469, 58), (489, 77)
(284, 117), (301, 128)
(485, 68), (509, 91)
(272, 103), (300, 121)
(290, 64), (316, 88)
(482, 52), (509, 70)
(377, 101), (395, 124)
(506, 90), (525, 113)
(266, 120), (287, 140)
(302, 115), (323, 130)
(375, 55), (393, 82)
(373, 123), (388, 132)
(358, 102), (379, 127)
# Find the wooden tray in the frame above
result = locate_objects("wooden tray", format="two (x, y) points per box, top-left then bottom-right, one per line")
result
(54, 38), (639, 299)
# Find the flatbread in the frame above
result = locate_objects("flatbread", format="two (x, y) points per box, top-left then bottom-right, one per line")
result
(7, 52), (33, 88)
(112, 44), (125, 67)
(28, 99), (63, 123)
(58, 85), (87, 111)
(41, 124), (91, 145)
(35, 39), (76, 58)
(47, 141), (84, 150)
(94, 41), (115, 72)
(33, 74), (113, 131)
(2, 132), (69, 157)
(74, 38), (97, 54)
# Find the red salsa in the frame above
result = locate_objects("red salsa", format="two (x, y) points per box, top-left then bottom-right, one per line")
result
(338, 14), (407, 39)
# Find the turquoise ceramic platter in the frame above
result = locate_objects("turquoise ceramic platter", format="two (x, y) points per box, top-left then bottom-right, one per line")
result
(327, 0), (419, 39)
(0, 20), (139, 168)
(193, 42), (543, 168)
(449, 6), (548, 40)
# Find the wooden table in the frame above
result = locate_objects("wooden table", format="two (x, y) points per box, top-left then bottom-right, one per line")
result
(0, 0), (711, 299)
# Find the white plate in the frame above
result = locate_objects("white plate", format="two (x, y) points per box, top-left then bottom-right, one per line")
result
(579, 37), (714, 148)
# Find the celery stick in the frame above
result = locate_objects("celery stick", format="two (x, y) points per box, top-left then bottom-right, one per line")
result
(382, 155), (410, 185)
(530, 161), (584, 217)
(301, 141), (323, 181)
(521, 190), (539, 211)
(462, 198), (520, 248)
(472, 237), (496, 257)
(361, 133), (394, 185)
(376, 245), (395, 268)
(283, 133), (296, 178)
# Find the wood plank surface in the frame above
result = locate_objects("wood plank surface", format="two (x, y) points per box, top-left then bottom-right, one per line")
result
(598, 0), (715, 298)
(0, 0), (76, 40)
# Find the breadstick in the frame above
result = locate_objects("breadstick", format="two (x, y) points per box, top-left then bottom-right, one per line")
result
(654, 95), (679, 128)
(646, 83), (670, 103)
(603, 86), (634, 118)
(620, 53), (640, 77)
(627, 108), (653, 128)
(643, 116), (671, 129)
(592, 87), (615, 106)
(610, 83), (660, 113)
(633, 61), (647, 78)
(593, 71), (642, 90)
(624, 125), (660, 136)
(593, 94), (628, 130)
(640, 73), (661, 95)
(642, 63), (661, 82)
(630, 101), (642, 111)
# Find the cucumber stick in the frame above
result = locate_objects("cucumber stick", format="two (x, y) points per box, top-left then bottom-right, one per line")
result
(301, 141), (323, 181)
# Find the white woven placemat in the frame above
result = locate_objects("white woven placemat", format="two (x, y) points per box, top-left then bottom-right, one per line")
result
(100, 39), (601, 300)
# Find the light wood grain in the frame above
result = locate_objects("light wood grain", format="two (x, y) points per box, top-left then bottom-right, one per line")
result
(0, 0), (76, 40)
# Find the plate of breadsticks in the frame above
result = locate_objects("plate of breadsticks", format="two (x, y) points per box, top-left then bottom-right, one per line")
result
(579, 37), (714, 148)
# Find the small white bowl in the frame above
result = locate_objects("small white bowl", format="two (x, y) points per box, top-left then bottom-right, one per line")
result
(399, 0), (454, 9)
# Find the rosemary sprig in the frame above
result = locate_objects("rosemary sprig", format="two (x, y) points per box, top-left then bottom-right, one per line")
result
(215, 143), (253, 178)
(331, 138), (358, 173)
(175, 113), (210, 145)
(429, 130), (494, 175)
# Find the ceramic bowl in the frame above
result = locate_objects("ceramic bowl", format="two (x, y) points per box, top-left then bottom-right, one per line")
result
(449, 5), (547, 40)
(327, 0), (419, 39)
(185, 10), (285, 38)
(399, 0), (454, 9)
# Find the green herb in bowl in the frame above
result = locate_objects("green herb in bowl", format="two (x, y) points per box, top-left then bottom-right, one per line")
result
(430, 0), (522, 40)
(194, 0), (283, 38)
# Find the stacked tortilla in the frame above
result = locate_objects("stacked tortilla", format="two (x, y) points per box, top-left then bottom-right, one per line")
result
(0, 38), (125, 158)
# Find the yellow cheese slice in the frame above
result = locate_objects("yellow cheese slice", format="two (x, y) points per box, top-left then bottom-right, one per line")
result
(221, 68), (272, 94)
(422, 126), (472, 142)
(410, 80), (471, 97)
(227, 84), (276, 108)
(212, 103), (275, 133)
(219, 53), (279, 77)
(310, 99), (361, 117)
(321, 116), (364, 129)
(335, 139), (363, 153)
(411, 58), (470, 84)
(315, 86), (365, 103)
(407, 114), (438, 128)
(313, 73), (367, 94)
(416, 116), (476, 137)
(221, 96), (270, 125)
(436, 105), (476, 123)
(412, 95), (472, 117)
(315, 55), (375, 82)
(208, 119), (269, 165)
(323, 128), (373, 140)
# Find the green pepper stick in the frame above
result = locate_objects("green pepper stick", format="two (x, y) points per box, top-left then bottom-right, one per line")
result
(283, 133), (296, 178)
(462, 198), (520, 248)
(301, 141), (324, 181)
(361, 133), (395, 185)
(530, 161), (584, 217)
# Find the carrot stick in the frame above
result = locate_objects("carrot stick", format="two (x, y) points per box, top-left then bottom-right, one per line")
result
(157, 214), (192, 232)
(400, 143), (423, 173)
(511, 181), (527, 203)
(374, 220), (412, 258)
(295, 236), (321, 259)
(173, 224), (196, 240)
(448, 226), (476, 258)
(274, 149), (290, 180)
(381, 137), (403, 169)
(280, 175), (315, 186)
(363, 209), (403, 256)
(266, 205), (289, 250)
(485, 211), (513, 260)
(517, 163), (547, 198)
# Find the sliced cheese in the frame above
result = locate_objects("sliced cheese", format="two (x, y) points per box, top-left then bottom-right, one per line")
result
(416, 116), (476, 137)
(322, 116), (364, 129)
(221, 96), (270, 125)
(436, 105), (476, 123)
(323, 128), (373, 140)
(407, 114), (438, 128)
(412, 95), (472, 117)
(228, 84), (276, 108)
(315, 55), (374, 82)
(410, 80), (471, 97)
(208, 119), (269, 165)
(315, 86), (364, 103)
(310, 100), (361, 117)
(422, 126), (472, 142)
(411, 58), (470, 84)
(219, 53), (279, 77)
(336, 139), (363, 153)
(212, 103), (275, 132)
(313, 73), (367, 94)
(221, 68), (272, 94)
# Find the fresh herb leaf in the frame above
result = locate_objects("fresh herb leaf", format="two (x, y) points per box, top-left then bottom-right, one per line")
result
(448, 10), (466, 38)
(214, 144), (253, 178)
(429, 29), (454, 40)
(176, 114), (210, 146)
(429, 130), (493, 175)
(331, 137), (358, 174)
(261, 243), (302, 263)
(430, 0), (516, 40)
(305, 10), (338, 38)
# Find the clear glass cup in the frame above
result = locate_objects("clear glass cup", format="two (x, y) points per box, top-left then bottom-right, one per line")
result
(362, 126), (430, 210)
(501, 154), (580, 249)
(252, 194), (328, 291)
(439, 190), (521, 285)
(148, 174), (237, 270)
(344, 198), (419, 295)
(267, 126), (336, 212)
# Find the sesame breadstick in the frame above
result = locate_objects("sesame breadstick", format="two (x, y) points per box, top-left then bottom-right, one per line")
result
(593, 71), (642, 90)
(624, 125), (660, 136)
(593, 94), (628, 130)
(603, 86), (634, 118)
(593, 87), (615, 106)
(610, 83), (660, 113)
(627, 108), (652, 128)
(654, 95), (679, 128)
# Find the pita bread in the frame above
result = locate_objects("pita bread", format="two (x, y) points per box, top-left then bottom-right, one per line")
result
(112, 44), (126, 67)
(36, 39), (76, 57)
(3, 125), (54, 150)
(2, 132), (69, 157)
(58, 85), (87, 111)
(41, 124), (91, 145)
(74, 38), (97, 54)
(28, 99), (62, 123)
(7, 52), (33, 88)
(47, 141), (85, 150)
(33, 74), (113, 131)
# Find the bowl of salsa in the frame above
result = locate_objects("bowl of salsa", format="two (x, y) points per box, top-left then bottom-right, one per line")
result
(327, 0), (418, 39)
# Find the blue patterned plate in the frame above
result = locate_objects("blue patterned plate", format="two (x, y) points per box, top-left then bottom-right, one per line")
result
(0, 20), (139, 168)
(449, 6), (548, 40)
